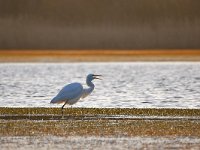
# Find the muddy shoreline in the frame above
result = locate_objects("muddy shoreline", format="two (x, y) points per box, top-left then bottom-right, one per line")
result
(1, 108), (200, 137)
(1, 107), (200, 149)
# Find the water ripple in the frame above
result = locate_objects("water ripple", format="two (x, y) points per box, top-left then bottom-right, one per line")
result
(0, 62), (200, 108)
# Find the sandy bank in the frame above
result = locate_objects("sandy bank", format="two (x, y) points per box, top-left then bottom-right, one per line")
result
(0, 50), (200, 62)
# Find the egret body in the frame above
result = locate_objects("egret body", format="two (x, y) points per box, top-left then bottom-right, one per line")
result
(50, 74), (101, 117)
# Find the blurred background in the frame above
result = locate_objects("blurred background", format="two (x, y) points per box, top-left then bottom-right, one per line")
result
(0, 0), (200, 50)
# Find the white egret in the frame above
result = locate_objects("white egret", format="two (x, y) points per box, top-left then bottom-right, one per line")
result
(50, 74), (102, 117)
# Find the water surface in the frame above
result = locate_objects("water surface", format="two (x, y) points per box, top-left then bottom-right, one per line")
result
(0, 62), (200, 108)
(1, 136), (200, 150)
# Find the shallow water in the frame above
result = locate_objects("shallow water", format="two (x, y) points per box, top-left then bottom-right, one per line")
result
(0, 62), (200, 108)
(1, 136), (200, 150)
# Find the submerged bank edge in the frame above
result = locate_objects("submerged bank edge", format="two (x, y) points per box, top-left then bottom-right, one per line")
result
(0, 107), (200, 116)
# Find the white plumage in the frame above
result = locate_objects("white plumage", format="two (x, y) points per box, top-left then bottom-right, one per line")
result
(51, 83), (83, 105)
(50, 74), (101, 117)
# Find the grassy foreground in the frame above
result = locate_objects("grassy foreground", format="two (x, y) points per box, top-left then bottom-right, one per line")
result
(0, 108), (200, 137)
(1, 107), (200, 116)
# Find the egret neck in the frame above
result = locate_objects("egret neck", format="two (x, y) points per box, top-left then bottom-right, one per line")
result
(81, 76), (95, 99)
(86, 76), (95, 93)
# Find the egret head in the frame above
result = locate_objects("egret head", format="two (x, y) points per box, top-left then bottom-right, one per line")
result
(87, 74), (102, 81)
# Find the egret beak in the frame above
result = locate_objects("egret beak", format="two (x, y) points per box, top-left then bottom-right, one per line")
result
(93, 75), (102, 80)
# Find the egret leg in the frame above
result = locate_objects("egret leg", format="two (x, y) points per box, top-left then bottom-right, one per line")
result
(61, 101), (67, 118)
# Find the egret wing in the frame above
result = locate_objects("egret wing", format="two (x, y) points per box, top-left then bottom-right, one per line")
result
(51, 82), (83, 103)
(81, 88), (92, 99)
